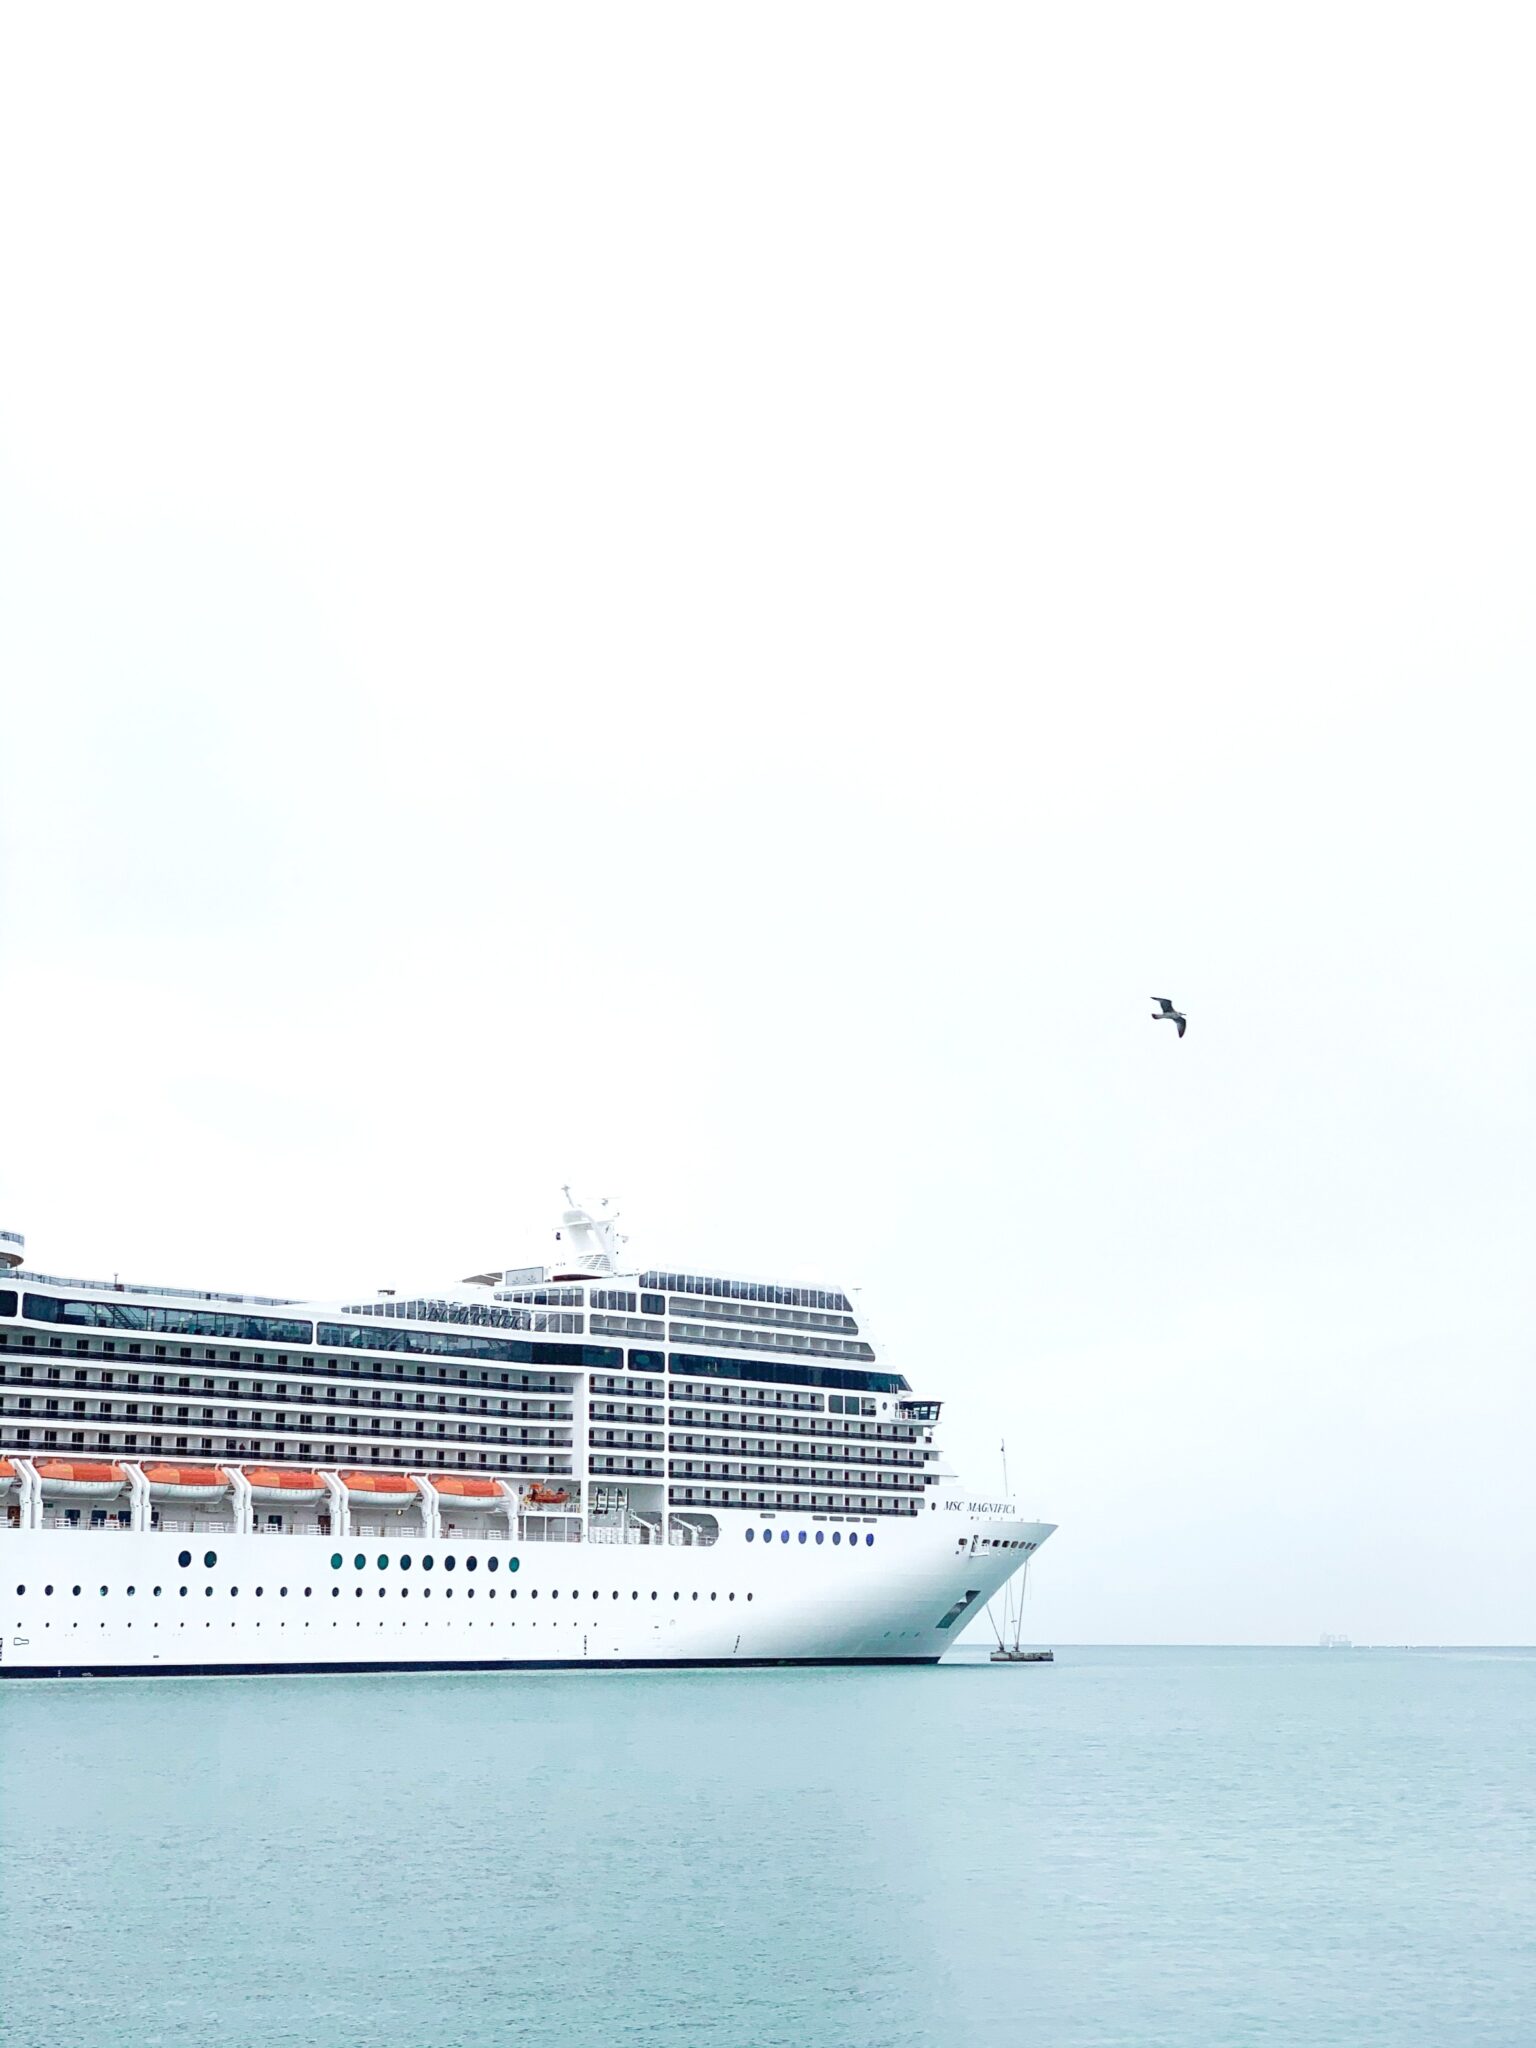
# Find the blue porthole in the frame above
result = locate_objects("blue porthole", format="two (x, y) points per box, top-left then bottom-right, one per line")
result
(178, 1550), (191, 1569)
(400, 1554), (412, 1571)
(833, 1532), (842, 1545)
(815, 1531), (824, 1544)
(487, 1556), (499, 1573)
(780, 1529), (789, 1543)
(203, 1550), (217, 1568)
(865, 1533), (874, 1546)
(798, 1530), (807, 1544)
(745, 1528), (755, 1542)
(422, 1554), (435, 1572)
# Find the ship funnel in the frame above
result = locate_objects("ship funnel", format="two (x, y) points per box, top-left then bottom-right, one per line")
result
(553, 1191), (621, 1277)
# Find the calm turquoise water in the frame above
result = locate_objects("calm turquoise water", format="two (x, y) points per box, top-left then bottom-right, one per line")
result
(2, 1646), (1533, 2047)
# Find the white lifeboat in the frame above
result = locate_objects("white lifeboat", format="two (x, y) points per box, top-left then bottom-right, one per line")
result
(37, 1458), (127, 1501)
(143, 1462), (230, 1503)
(243, 1465), (326, 1506)
(340, 1470), (417, 1504)
(430, 1474), (505, 1509)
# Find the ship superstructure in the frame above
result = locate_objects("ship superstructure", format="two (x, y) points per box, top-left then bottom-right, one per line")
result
(0, 1204), (1054, 1677)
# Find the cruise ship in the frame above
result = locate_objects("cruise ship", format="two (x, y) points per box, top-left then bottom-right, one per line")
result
(0, 1202), (1054, 1678)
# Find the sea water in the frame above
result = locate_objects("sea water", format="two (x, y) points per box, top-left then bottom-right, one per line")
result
(2, 1645), (1533, 2048)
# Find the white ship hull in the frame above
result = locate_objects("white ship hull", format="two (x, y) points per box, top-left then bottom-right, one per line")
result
(1, 1507), (1053, 1678)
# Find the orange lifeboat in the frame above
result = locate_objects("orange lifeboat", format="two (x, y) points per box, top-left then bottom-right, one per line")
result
(144, 1462), (229, 1502)
(243, 1466), (326, 1506)
(37, 1458), (126, 1500)
(431, 1474), (504, 1504)
(0, 1457), (14, 1497)
(340, 1470), (417, 1499)
(525, 1482), (571, 1507)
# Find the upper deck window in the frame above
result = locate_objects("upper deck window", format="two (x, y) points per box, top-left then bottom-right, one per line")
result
(666, 1353), (907, 1396)
(22, 1293), (312, 1345)
(641, 1272), (852, 1315)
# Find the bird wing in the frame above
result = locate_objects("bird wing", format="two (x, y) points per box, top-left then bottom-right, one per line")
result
(1152, 997), (1173, 1013)
(1176, 1016), (1186, 1037)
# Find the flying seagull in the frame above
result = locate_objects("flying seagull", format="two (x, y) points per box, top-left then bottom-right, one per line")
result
(1151, 996), (1187, 1039)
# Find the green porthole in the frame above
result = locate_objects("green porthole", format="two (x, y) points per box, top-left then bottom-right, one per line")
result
(354, 1554), (366, 1569)
(203, 1550), (217, 1568)
(508, 1556), (520, 1573)
(330, 1554), (343, 1570)
(377, 1554), (389, 1569)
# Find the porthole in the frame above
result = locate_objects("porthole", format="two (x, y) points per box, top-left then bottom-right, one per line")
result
(551, 1589), (559, 1600)
(377, 1555), (389, 1570)
(13, 1585), (23, 1597)
(178, 1550), (192, 1569)
(70, 1585), (80, 1597)
(355, 1587), (363, 1599)
(44, 1584), (53, 1596)
(632, 1591), (639, 1600)
(672, 1591), (680, 1602)
(332, 1588), (340, 1599)
(815, 1531), (824, 1545)
(798, 1531), (807, 1544)
(650, 1591), (658, 1601)
(833, 1532), (841, 1545)
(204, 1551), (217, 1568)
(865, 1533), (874, 1547)
(509, 1556), (519, 1573)
(400, 1554), (412, 1572)
(204, 1587), (213, 1598)
(98, 1586), (108, 1597)
(691, 1592), (699, 1602)
(304, 1587), (312, 1598)
(746, 1592), (753, 1601)
(353, 1554), (366, 1570)
(422, 1555), (435, 1573)
(465, 1555), (477, 1573)
(443, 1555), (456, 1573)
(280, 1588), (288, 1598)
(330, 1554), (343, 1570)
(255, 1587), (264, 1598)
(710, 1592), (717, 1601)
(153, 1586), (162, 1597)
(780, 1529), (789, 1544)
(729, 1592), (735, 1601)
(486, 1556), (499, 1574)
(179, 1586), (188, 1598)
(745, 1528), (755, 1542)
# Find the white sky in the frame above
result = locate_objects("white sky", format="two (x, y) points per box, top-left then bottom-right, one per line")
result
(2, 5), (1532, 1643)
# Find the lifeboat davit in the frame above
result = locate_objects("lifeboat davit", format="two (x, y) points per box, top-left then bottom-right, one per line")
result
(525, 1482), (571, 1507)
(0, 1457), (14, 1498)
(243, 1466), (326, 1506)
(37, 1459), (126, 1501)
(431, 1475), (504, 1506)
(341, 1470), (417, 1500)
(144, 1462), (229, 1502)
